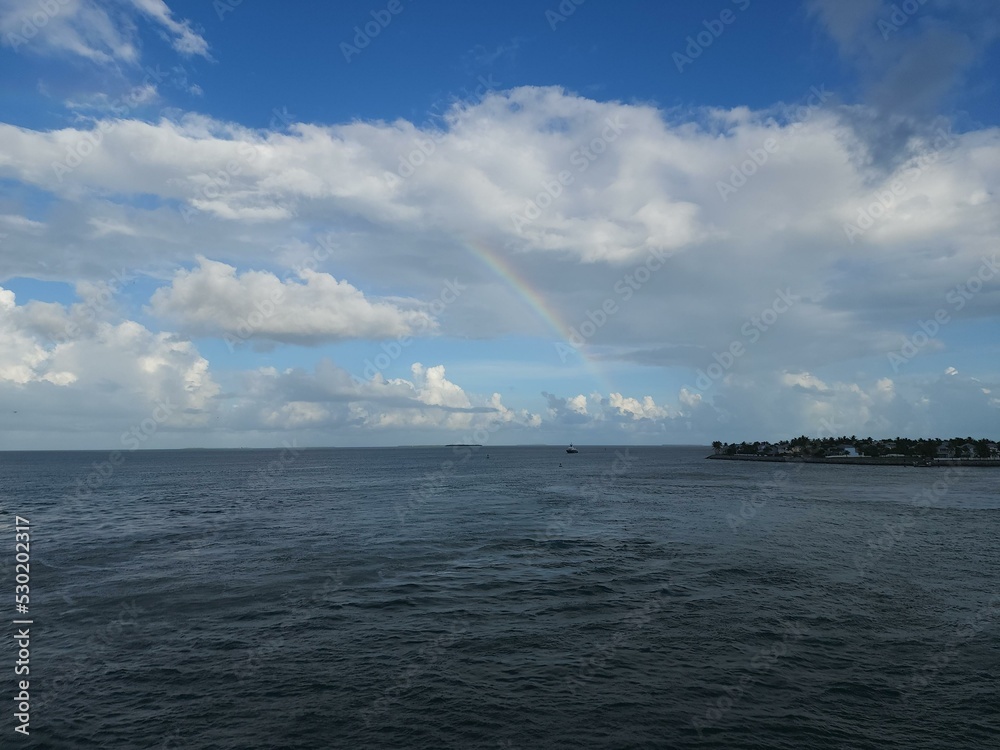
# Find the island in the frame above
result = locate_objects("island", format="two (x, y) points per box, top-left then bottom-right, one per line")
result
(708, 436), (1000, 466)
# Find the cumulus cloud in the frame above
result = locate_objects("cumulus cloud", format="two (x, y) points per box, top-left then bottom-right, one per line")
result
(0, 82), (998, 445)
(0, 284), (548, 446)
(354, 368), (996, 444)
(243, 361), (542, 434)
(1, 85), (996, 366)
(608, 392), (670, 421)
(0, 90), (711, 264)
(2, 274), (996, 448)
(148, 257), (437, 345)
(0, 285), (220, 448)
(0, 288), (75, 386)
(544, 391), (678, 432)
(0, 87), (1000, 367)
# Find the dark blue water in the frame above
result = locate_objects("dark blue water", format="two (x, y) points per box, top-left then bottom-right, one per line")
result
(3, 446), (999, 749)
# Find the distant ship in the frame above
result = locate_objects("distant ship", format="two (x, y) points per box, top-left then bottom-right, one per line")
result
(565, 444), (579, 454)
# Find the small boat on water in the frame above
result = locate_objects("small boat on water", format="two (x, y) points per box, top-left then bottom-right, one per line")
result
(565, 444), (579, 454)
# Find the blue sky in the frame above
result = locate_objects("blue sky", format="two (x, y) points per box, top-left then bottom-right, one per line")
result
(0, 0), (998, 448)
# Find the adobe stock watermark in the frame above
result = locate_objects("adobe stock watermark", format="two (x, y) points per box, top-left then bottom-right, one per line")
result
(236, 627), (290, 684)
(283, 231), (339, 281)
(877, 0), (929, 40)
(388, 75), (499, 183)
(253, 439), (302, 488)
(51, 65), (190, 182)
(46, 269), (135, 346)
(34, 601), (147, 719)
(726, 416), (839, 532)
(539, 449), (636, 541)
(853, 466), (967, 578)
(727, 460), (804, 532)
(181, 104), (295, 224)
(673, 0), (752, 73)
(510, 115), (626, 233)
(223, 285), (285, 353)
(691, 618), (808, 738)
(842, 128), (954, 244)
(565, 596), (663, 695)
(340, 0), (409, 63)
(62, 398), (176, 509)
(717, 84), (832, 202)
(545, 0), (588, 31)
(224, 231), (351, 352)
(716, 137), (780, 202)
(290, 568), (345, 609)
(225, 230), (339, 349)
(3, 0), (71, 53)
(360, 620), (469, 726)
(214, 0), (244, 21)
(694, 288), (798, 392)
(181, 440), (304, 558)
(887, 254), (999, 372)
(396, 418), (508, 525)
(898, 593), (1000, 698)
(554, 247), (669, 363)
(352, 278), (465, 383)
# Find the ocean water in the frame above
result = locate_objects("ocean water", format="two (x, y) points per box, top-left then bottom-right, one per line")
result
(3, 445), (999, 749)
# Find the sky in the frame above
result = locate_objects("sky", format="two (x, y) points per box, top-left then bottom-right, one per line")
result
(0, 0), (998, 449)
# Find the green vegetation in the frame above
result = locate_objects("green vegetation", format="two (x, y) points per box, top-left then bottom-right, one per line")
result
(712, 436), (999, 459)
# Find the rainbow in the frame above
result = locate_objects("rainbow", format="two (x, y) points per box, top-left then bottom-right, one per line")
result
(462, 237), (616, 393)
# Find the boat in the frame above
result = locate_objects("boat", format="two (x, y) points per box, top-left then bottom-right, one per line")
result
(565, 444), (579, 454)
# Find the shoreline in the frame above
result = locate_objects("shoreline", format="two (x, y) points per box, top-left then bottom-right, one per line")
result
(707, 454), (1000, 467)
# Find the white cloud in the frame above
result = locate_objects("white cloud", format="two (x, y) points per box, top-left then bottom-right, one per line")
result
(0, 91), (716, 263)
(0, 285), (543, 444)
(404, 363), (471, 409)
(487, 391), (543, 428)
(537, 372), (999, 445)
(0, 99), (992, 415)
(608, 392), (670, 420)
(678, 388), (702, 410)
(127, 0), (209, 57)
(148, 257), (437, 344)
(1, 90), (994, 321)
(243, 361), (541, 435)
(543, 390), (680, 433)
(66, 83), (159, 113)
(781, 372), (831, 392)
(0, 0), (208, 63)
(88, 216), (139, 237)
(1, 276), (996, 447)
(0, 214), (45, 232)
(0, 285), (219, 440)
(0, 288), (68, 385)
(567, 394), (588, 414)
(1, 0), (137, 64)
(262, 401), (330, 429)
(0, 85), (998, 445)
